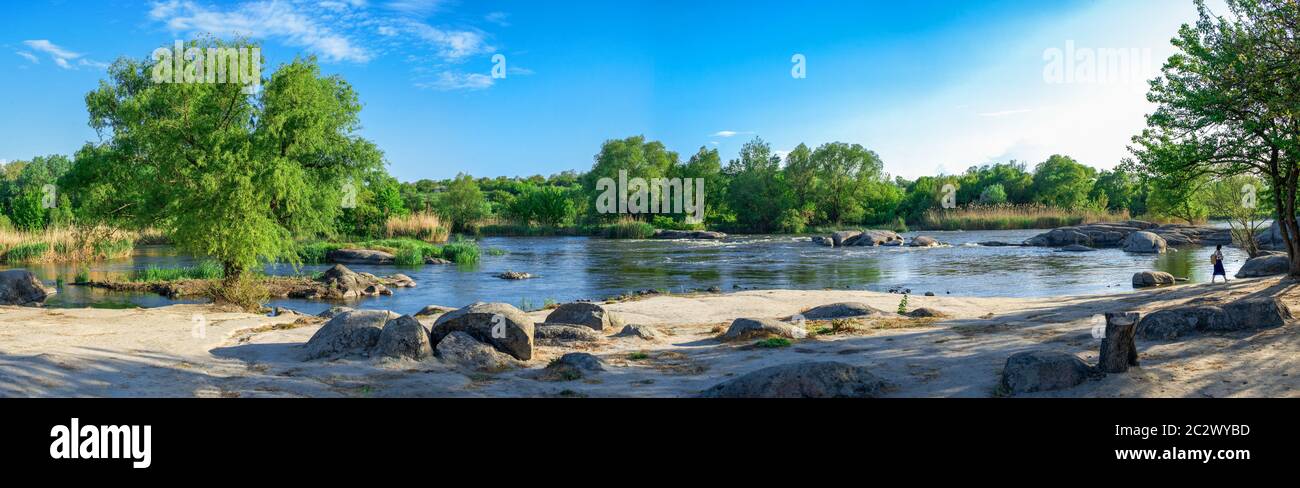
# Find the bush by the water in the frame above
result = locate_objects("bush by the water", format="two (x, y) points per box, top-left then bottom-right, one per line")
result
(602, 220), (655, 239)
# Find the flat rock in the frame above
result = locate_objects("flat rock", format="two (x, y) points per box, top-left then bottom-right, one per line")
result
(613, 324), (661, 341)
(326, 248), (395, 265)
(699, 361), (889, 398)
(722, 318), (807, 341)
(799, 302), (888, 320)
(535, 324), (604, 344)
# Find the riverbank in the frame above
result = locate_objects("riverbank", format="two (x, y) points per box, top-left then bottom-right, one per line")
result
(2, 275), (1294, 397)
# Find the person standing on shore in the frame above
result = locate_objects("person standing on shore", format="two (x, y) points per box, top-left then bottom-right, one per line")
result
(1211, 245), (1228, 283)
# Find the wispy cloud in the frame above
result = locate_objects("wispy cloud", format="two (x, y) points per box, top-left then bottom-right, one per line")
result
(711, 130), (752, 138)
(405, 21), (493, 61)
(15, 51), (38, 64)
(484, 12), (510, 26)
(22, 40), (100, 69)
(148, 0), (372, 62)
(416, 71), (494, 91)
(977, 108), (1034, 117)
(386, 0), (444, 16)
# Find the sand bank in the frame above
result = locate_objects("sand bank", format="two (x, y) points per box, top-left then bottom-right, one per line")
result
(1, 277), (1296, 397)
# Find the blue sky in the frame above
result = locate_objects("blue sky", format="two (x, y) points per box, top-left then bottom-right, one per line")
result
(1, 0), (1215, 182)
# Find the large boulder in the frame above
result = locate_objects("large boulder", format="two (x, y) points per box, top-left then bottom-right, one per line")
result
(831, 230), (862, 247)
(799, 302), (888, 320)
(1122, 231), (1167, 253)
(302, 310), (395, 360)
(544, 302), (621, 331)
(699, 361), (889, 398)
(430, 302), (534, 360)
(909, 236), (941, 247)
(535, 324), (604, 345)
(722, 318), (807, 341)
(1236, 254), (1290, 278)
(375, 315), (433, 360)
(1221, 297), (1293, 331)
(999, 351), (1091, 394)
(848, 230), (904, 247)
(1132, 271), (1176, 288)
(1136, 297), (1291, 340)
(1137, 306), (1229, 340)
(326, 248), (395, 265)
(0, 270), (54, 306)
(435, 331), (520, 372)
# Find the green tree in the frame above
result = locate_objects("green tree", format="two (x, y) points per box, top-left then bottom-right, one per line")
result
(582, 135), (677, 221)
(438, 173), (489, 232)
(1130, 0), (1300, 274)
(979, 183), (1008, 204)
(809, 142), (885, 225)
(1031, 155), (1096, 209)
(70, 41), (382, 288)
(723, 137), (792, 232)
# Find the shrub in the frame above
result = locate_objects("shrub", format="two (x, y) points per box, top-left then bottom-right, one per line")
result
(440, 241), (480, 264)
(209, 275), (269, 312)
(603, 220), (655, 239)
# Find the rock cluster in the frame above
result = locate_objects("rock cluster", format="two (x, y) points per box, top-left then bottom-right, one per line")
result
(813, 230), (904, 247)
(1023, 220), (1229, 249)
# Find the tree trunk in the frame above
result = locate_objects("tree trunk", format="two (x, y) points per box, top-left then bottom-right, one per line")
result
(1098, 312), (1140, 374)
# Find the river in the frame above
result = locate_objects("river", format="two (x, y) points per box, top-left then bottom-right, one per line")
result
(5, 228), (1250, 316)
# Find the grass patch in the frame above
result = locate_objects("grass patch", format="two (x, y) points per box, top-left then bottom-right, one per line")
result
(294, 237), (481, 265)
(753, 337), (792, 348)
(601, 220), (656, 239)
(385, 212), (449, 243)
(627, 351), (650, 360)
(130, 261), (225, 282)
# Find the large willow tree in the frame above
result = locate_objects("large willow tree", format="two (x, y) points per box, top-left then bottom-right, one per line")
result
(1129, 0), (1300, 274)
(67, 40), (383, 282)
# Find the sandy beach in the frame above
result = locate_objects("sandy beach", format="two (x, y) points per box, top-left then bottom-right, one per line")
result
(1, 276), (1296, 398)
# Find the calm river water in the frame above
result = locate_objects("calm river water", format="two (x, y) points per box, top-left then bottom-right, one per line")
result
(5, 228), (1249, 316)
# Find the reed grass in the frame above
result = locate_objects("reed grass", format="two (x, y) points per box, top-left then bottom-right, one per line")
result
(0, 227), (136, 263)
(130, 261), (225, 282)
(385, 212), (450, 243)
(918, 204), (1130, 231)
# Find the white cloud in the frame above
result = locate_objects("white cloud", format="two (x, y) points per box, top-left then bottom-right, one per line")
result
(15, 51), (38, 63)
(148, 0), (371, 62)
(485, 12), (510, 26)
(712, 130), (753, 138)
(406, 21), (492, 61)
(418, 71), (494, 91)
(24, 40), (80, 69)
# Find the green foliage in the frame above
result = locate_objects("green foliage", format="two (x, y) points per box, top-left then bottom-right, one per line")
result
(897, 294), (909, 315)
(69, 41), (383, 281)
(438, 174), (490, 232)
(979, 184), (1008, 204)
(1032, 155), (1097, 210)
(3, 242), (48, 262)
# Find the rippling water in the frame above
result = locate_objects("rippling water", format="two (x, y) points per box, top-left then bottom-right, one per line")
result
(5, 228), (1249, 316)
